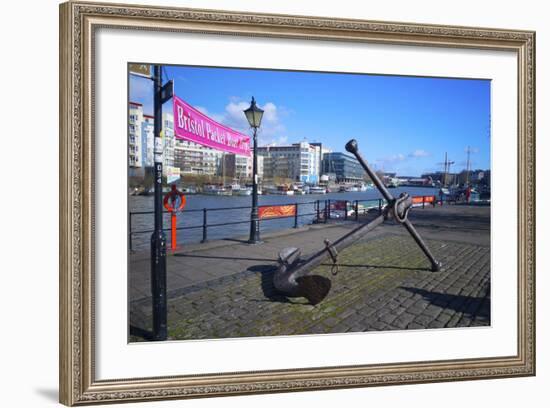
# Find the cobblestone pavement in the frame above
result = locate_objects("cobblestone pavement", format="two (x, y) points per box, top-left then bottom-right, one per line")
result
(129, 205), (490, 341)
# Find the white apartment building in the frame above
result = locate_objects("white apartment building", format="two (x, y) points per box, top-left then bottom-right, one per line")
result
(128, 102), (144, 170)
(222, 154), (263, 181)
(142, 114), (154, 167)
(129, 103), (177, 178)
(162, 112), (175, 176)
(173, 139), (224, 176)
(258, 141), (321, 184)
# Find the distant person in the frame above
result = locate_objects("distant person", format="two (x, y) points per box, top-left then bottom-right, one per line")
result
(438, 188), (444, 205)
(465, 185), (472, 203)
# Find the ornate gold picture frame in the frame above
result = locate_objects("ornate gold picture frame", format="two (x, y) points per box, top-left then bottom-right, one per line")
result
(59, 1), (535, 405)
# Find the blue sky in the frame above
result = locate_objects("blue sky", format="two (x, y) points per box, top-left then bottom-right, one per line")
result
(130, 65), (491, 176)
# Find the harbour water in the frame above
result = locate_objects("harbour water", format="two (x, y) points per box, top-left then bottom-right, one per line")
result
(129, 186), (438, 250)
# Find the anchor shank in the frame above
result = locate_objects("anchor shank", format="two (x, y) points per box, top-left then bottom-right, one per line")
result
(345, 139), (394, 203)
(291, 211), (387, 279)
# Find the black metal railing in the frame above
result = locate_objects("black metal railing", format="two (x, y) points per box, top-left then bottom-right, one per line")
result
(128, 195), (437, 251)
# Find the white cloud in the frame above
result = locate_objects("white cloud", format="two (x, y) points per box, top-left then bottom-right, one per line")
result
(409, 149), (430, 158)
(375, 149), (431, 172)
(202, 98), (289, 146)
(194, 106), (208, 115)
(381, 153), (407, 163)
(129, 76), (153, 114)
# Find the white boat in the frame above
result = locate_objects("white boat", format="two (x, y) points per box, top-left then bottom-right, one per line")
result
(343, 185), (359, 192)
(308, 186), (327, 194)
(203, 185), (231, 196)
(231, 184), (252, 196)
(181, 186), (197, 195)
(356, 183), (373, 192)
(265, 185), (295, 195)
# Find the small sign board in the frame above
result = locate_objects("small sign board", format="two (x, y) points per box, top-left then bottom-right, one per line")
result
(166, 166), (181, 184)
(129, 63), (151, 78)
(161, 80), (174, 104)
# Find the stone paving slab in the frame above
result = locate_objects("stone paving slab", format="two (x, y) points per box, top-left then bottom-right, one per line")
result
(130, 232), (490, 341)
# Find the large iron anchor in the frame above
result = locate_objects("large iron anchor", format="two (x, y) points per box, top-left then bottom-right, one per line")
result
(273, 139), (442, 305)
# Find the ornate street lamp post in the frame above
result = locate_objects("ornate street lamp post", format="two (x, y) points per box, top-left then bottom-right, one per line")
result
(244, 97), (264, 244)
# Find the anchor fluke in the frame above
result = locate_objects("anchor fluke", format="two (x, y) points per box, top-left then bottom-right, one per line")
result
(274, 247), (331, 305)
(295, 275), (332, 305)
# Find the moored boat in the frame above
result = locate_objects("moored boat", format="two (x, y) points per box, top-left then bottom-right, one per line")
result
(308, 186), (327, 194)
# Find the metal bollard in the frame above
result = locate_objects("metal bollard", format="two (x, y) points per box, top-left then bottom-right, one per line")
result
(201, 208), (208, 243)
(129, 212), (133, 252)
(316, 200), (320, 223)
(344, 200), (348, 220)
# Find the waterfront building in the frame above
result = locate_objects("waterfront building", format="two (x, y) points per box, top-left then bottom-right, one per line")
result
(258, 141), (321, 184)
(173, 139), (224, 176)
(222, 154), (263, 181)
(129, 102), (144, 171)
(128, 104), (178, 179)
(322, 152), (364, 183)
(142, 115), (154, 167)
(162, 112), (175, 176)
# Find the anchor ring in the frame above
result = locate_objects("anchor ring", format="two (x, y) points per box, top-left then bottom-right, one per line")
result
(392, 193), (412, 224)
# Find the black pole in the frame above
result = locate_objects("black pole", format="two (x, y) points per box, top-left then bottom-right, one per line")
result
(201, 208), (208, 243)
(150, 65), (167, 341)
(248, 127), (261, 243)
(316, 200), (320, 223)
(344, 200), (348, 221)
(294, 203), (299, 228)
(129, 212), (133, 253)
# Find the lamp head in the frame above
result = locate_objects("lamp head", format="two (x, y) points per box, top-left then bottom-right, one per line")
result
(244, 97), (264, 128)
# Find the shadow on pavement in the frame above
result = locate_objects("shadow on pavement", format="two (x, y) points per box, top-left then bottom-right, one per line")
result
(174, 253), (278, 262)
(328, 263), (432, 272)
(222, 238), (250, 244)
(408, 209), (490, 231)
(129, 325), (154, 341)
(400, 287), (490, 320)
(246, 264), (292, 303)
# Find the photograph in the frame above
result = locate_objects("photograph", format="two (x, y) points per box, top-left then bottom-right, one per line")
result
(127, 64), (492, 342)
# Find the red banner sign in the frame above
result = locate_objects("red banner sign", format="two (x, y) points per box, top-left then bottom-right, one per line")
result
(173, 95), (251, 156)
(259, 205), (296, 219)
(412, 196), (435, 204)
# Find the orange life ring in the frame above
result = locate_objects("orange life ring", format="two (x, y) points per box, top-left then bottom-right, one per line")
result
(163, 189), (186, 212)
